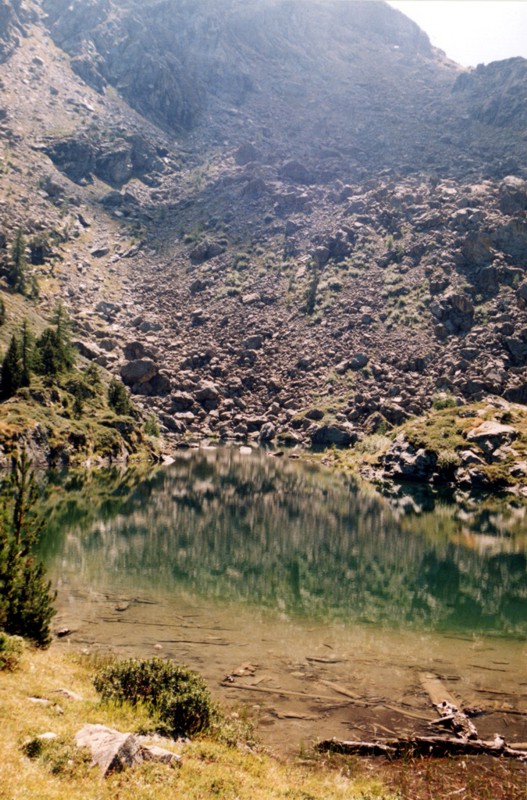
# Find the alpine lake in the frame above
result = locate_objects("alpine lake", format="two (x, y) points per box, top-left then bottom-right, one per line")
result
(37, 447), (527, 755)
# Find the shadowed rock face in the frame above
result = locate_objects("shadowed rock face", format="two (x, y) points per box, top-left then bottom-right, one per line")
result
(41, 0), (444, 156)
(0, 0), (29, 62)
(453, 58), (527, 129)
(39, 0), (527, 180)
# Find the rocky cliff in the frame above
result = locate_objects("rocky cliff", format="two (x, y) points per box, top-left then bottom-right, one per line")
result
(0, 0), (526, 481)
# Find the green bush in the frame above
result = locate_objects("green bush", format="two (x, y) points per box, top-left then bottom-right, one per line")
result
(108, 378), (131, 415)
(0, 631), (24, 671)
(93, 657), (216, 738)
(431, 392), (457, 411)
(144, 414), (160, 437)
(436, 449), (460, 473)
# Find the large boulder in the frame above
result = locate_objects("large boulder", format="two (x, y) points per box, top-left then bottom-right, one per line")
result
(120, 359), (158, 386)
(234, 142), (260, 165)
(170, 391), (195, 412)
(123, 340), (151, 360)
(194, 381), (221, 411)
(517, 280), (527, 303)
(279, 160), (314, 185)
(75, 725), (180, 778)
(310, 424), (358, 448)
(499, 176), (527, 215)
(189, 240), (225, 263)
(73, 340), (102, 361)
(382, 435), (437, 482)
(466, 420), (518, 455)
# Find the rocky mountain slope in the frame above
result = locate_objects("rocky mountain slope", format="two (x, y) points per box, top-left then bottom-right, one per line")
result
(0, 0), (526, 477)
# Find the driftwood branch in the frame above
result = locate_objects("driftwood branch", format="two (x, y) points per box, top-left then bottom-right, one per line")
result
(418, 672), (479, 739)
(317, 735), (527, 761)
(316, 672), (527, 761)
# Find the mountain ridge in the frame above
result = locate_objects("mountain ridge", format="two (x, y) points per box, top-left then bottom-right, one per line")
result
(0, 0), (526, 487)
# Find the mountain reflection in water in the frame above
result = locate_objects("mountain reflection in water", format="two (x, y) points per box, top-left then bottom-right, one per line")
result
(39, 448), (527, 639)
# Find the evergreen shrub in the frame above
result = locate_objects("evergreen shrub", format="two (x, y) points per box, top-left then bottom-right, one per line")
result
(94, 657), (215, 738)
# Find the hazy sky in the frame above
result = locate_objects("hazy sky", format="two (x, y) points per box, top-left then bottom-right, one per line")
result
(388, 1), (527, 67)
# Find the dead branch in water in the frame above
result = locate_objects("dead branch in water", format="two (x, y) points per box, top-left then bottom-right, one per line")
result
(317, 735), (527, 760)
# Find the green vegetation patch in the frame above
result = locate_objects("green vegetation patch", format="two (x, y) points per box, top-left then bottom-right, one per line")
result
(94, 657), (216, 739)
(0, 631), (24, 671)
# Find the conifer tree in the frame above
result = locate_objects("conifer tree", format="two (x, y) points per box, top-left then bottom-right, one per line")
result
(0, 334), (22, 399)
(35, 303), (75, 377)
(0, 450), (55, 647)
(20, 319), (34, 388)
(108, 378), (131, 415)
(7, 230), (28, 294)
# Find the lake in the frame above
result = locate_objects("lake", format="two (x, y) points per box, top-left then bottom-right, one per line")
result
(39, 447), (527, 753)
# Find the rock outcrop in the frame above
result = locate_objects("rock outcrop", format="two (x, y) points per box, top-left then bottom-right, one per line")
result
(75, 724), (181, 777)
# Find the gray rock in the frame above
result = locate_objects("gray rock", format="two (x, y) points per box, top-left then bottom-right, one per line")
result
(120, 359), (158, 386)
(149, 372), (172, 396)
(73, 340), (101, 360)
(280, 160), (313, 184)
(242, 177), (268, 198)
(123, 340), (150, 360)
(310, 424), (357, 447)
(242, 334), (263, 350)
(305, 408), (325, 421)
(171, 391), (195, 412)
(505, 337), (527, 364)
(296, 356), (313, 370)
(234, 142), (259, 165)
(241, 292), (260, 305)
(350, 353), (369, 370)
(383, 435), (437, 482)
(189, 278), (206, 294)
(190, 308), (209, 326)
(189, 240), (225, 264)
(466, 420), (518, 455)
(444, 291), (474, 316)
(499, 175), (527, 215)
(138, 320), (162, 333)
(76, 725), (142, 776)
(99, 338), (118, 352)
(517, 280), (527, 303)
(91, 246), (110, 258)
(75, 724), (180, 778)
(459, 449), (486, 466)
(159, 413), (186, 433)
(95, 300), (120, 317)
(44, 138), (96, 184)
(194, 381), (220, 403)
(259, 422), (276, 442)
(493, 216), (527, 261)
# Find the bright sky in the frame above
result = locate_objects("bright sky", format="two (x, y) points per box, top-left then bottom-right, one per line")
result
(388, 1), (527, 67)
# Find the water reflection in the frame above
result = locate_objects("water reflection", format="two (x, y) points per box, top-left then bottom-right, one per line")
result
(40, 448), (527, 638)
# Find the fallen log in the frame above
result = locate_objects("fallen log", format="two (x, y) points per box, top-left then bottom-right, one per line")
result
(418, 673), (459, 708)
(418, 672), (478, 739)
(317, 735), (527, 761)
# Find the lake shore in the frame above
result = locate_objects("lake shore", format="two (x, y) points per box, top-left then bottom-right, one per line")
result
(1, 644), (526, 800)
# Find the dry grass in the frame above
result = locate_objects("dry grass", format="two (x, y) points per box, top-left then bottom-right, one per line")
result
(0, 646), (395, 800)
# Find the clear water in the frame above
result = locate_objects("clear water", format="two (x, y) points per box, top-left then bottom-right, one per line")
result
(38, 448), (527, 750)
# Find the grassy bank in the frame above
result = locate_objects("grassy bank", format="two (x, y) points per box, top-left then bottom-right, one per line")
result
(0, 645), (392, 800)
(1, 645), (526, 799)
